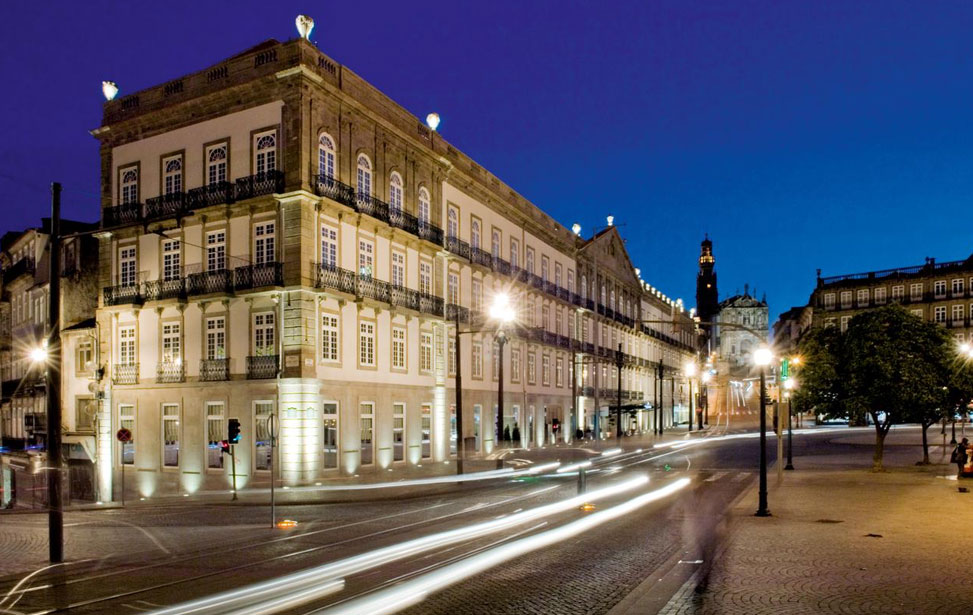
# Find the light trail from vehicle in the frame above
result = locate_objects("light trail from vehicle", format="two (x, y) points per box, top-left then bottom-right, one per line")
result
(313, 478), (693, 615)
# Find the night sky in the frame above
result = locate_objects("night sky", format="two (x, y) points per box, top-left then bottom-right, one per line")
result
(3, 1), (973, 324)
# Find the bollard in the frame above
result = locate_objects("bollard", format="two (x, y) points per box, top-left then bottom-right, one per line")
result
(577, 467), (587, 494)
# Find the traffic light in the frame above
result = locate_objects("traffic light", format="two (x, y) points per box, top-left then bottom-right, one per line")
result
(552, 418), (561, 433)
(228, 418), (241, 444)
(220, 440), (230, 455)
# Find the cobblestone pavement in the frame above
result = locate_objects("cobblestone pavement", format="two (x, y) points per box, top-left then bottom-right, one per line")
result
(650, 427), (973, 615)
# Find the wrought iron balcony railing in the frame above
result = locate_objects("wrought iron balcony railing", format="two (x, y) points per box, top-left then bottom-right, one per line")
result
(316, 263), (358, 295)
(388, 208), (420, 236)
(357, 275), (391, 303)
(446, 303), (470, 324)
(234, 262), (283, 290)
(470, 247), (493, 268)
(420, 293), (444, 317)
(186, 182), (233, 209)
(492, 256), (511, 275)
(113, 363), (139, 385)
(417, 221), (444, 245)
(445, 236), (471, 260)
(143, 277), (185, 302)
(103, 202), (142, 227)
(389, 285), (421, 312)
(104, 283), (143, 306)
(313, 174), (356, 208)
(199, 358), (230, 381)
(235, 170), (284, 201)
(187, 269), (232, 296)
(156, 361), (185, 383)
(357, 193), (390, 225)
(247, 355), (278, 379)
(144, 192), (186, 221)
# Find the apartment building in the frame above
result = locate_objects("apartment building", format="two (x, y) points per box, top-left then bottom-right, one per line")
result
(89, 32), (695, 500)
(0, 219), (99, 507)
(811, 256), (973, 340)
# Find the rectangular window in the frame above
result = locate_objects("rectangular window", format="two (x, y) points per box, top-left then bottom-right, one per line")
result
(911, 283), (923, 300)
(323, 403), (338, 470)
(119, 404), (135, 465)
(358, 239), (374, 278)
(119, 246), (137, 287)
(391, 251), (405, 287)
(472, 342), (483, 379)
(206, 317), (226, 360)
(567, 269), (575, 295)
(493, 341), (500, 381)
(163, 155), (182, 195)
(840, 316), (850, 333)
(472, 279), (483, 314)
(421, 404), (432, 459)
(254, 222), (275, 265)
(207, 230), (226, 271)
(206, 402), (225, 469)
(935, 306), (947, 323)
(555, 356), (564, 388)
(420, 332), (433, 372)
(448, 273), (459, 305)
(254, 401), (273, 471)
(555, 263), (562, 289)
(322, 313), (339, 362)
(360, 321), (375, 366)
(839, 291), (852, 308)
(253, 312), (275, 356)
(162, 403), (180, 468)
(510, 239), (520, 269)
(419, 261), (432, 295)
(541, 255), (549, 282)
(953, 279), (965, 296)
(874, 287), (886, 305)
(162, 322), (180, 364)
(162, 239), (180, 281)
(360, 403), (374, 466)
(892, 285), (904, 300)
(934, 280), (947, 298)
(912, 309), (923, 318)
(77, 339), (94, 374)
(206, 143), (228, 185)
(555, 307), (563, 336)
(119, 326), (136, 366)
(491, 230), (501, 259)
(393, 403), (405, 462)
(952, 304), (964, 323)
(526, 298), (535, 327)
(542, 355), (550, 386)
(392, 326), (406, 369)
(526, 248), (535, 275)
(856, 289), (869, 306)
(321, 225), (338, 268)
(511, 348), (521, 383)
(542, 305), (550, 331)
(527, 352), (536, 385)
(448, 339), (457, 376)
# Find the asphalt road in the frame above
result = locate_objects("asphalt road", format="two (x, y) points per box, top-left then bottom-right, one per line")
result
(0, 429), (850, 615)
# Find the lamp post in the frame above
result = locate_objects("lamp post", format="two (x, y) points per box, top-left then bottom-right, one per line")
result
(453, 308), (464, 474)
(753, 346), (773, 517)
(615, 343), (624, 442)
(701, 370), (712, 428)
(784, 378), (796, 470)
(489, 294), (515, 451)
(684, 361), (697, 432)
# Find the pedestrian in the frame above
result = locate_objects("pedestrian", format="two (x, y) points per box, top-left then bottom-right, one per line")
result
(951, 437), (969, 479)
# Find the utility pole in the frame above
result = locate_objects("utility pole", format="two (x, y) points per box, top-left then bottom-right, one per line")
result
(47, 182), (63, 563)
(656, 362), (664, 436)
(496, 331), (506, 450)
(615, 343), (623, 442)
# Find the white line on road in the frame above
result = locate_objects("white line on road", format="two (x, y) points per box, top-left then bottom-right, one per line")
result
(704, 472), (728, 482)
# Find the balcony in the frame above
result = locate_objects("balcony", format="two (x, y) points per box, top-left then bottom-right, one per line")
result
(357, 193), (390, 225)
(199, 358), (230, 381)
(316, 264), (357, 295)
(446, 303), (470, 324)
(144, 277), (185, 302)
(187, 181), (233, 209)
(388, 208), (420, 236)
(445, 236), (471, 260)
(470, 247), (493, 268)
(235, 262), (283, 290)
(246, 355), (278, 379)
(187, 269), (232, 296)
(144, 192), (186, 221)
(235, 170), (284, 201)
(357, 275), (391, 303)
(313, 174), (356, 209)
(530, 274), (544, 290)
(419, 293), (444, 317)
(389, 285), (421, 311)
(582, 386), (595, 397)
(492, 256), (511, 275)
(156, 361), (185, 383)
(113, 363), (138, 385)
(104, 283), (143, 306)
(103, 202), (142, 227)
(2, 257), (35, 285)
(417, 222), (444, 246)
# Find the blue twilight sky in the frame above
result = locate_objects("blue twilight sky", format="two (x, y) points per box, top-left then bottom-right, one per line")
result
(2, 1), (973, 324)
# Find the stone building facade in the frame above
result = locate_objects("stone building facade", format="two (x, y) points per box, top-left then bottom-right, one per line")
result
(84, 35), (696, 500)
(714, 287), (769, 376)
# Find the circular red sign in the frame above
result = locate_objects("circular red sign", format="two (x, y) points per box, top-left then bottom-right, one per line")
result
(116, 427), (132, 442)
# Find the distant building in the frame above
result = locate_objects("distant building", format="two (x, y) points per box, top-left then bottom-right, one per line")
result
(714, 285), (769, 375)
(695, 236), (719, 351)
(810, 256), (973, 342)
(772, 305), (813, 357)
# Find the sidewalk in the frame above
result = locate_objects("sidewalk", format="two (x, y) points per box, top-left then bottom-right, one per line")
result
(623, 426), (973, 614)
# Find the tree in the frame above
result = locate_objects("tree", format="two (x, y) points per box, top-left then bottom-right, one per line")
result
(843, 305), (949, 471)
(794, 325), (846, 421)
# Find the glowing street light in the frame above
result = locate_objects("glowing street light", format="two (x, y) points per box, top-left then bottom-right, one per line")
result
(30, 346), (48, 363)
(490, 293), (515, 448)
(425, 112), (441, 132)
(753, 346), (772, 517)
(295, 15), (315, 40)
(101, 81), (118, 101)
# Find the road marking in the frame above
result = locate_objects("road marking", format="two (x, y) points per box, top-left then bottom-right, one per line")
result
(732, 472), (750, 482)
(704, 472), (728, 482)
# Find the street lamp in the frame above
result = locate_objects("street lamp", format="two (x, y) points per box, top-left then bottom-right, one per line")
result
(30, 346), (48, 364)
(784, 377), (796, 470)
(489, 293), (515, 450)
(684, 361), (697, 432)
(753, 346), (773, 517)
(701, 370), (712, 427)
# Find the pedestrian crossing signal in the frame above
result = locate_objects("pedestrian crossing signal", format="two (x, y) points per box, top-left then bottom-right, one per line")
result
(228, 418), (241, 444)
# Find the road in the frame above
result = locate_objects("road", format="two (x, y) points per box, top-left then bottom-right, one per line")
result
(0, 428), (847, 615)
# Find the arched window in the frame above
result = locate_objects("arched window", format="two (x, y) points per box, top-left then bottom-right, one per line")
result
(417, 187), (430, 227)
(163, 157), (182, 195)
(207, 144), (227, 186)
(581, 274), (587, 300)
(255, 132), (276, 176)
(610, 289), (616, 311)
(389, 172), (403, 215)
(491, 230), (500, 259)
(447, 207), (458, 240)
(318, 133), (336, 180)
(471, 219), (481, 251)
(120, 168), (138, 204)
(600, 284), (606, 307)
(356, 154), (372, 198)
